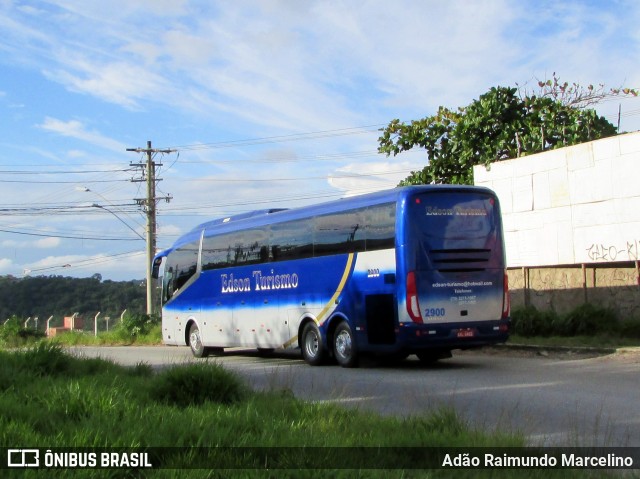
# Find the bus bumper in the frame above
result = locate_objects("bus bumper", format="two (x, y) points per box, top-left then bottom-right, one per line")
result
(393, 319), (510, 352)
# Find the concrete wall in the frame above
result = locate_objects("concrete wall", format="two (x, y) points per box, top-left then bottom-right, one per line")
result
(474, 132), (640, 267)
(474, 132), (640, 317)
(508, 263), (640, 318)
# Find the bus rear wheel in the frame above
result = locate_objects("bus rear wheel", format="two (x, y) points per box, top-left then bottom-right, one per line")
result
(333, 322), (358, 368)
(188, 323), (209, 358)
(301, 322), (326, 366)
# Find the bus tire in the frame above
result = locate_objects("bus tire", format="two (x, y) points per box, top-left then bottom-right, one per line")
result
(301, 322), (326, 366)
(188, 323), (209, 358)
(333, 321), (358, 368)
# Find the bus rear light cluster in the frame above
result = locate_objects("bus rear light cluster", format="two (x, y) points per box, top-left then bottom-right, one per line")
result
(502, 271), (510, 319)
(406, 271), (423, 324)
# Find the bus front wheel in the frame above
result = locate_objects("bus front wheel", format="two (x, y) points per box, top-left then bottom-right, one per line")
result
(188, 323), (209, 358)
(333, 322), (358, 368)
(301, 322), (326, 366)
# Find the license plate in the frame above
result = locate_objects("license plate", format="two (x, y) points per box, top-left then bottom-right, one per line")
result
(457, 328), (475, 338)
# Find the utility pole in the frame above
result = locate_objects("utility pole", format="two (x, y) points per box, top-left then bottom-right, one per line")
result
(127, 141), (174, 315)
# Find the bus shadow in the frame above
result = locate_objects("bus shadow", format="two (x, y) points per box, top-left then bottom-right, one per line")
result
(215, 348), (484, 371)
(358, 354), (485, 371)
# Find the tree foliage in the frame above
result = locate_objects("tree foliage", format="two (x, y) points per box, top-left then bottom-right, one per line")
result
(0, 275), (146, 323)
(379, 83), (620, 185)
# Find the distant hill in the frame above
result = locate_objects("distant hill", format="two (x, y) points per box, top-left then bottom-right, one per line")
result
(0, 275), (146, 322)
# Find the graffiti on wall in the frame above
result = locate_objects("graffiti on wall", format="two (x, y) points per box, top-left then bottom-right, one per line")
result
(586, 240), (640, 262)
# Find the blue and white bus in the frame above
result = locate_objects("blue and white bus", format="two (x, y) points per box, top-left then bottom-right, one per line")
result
(152, 185), (510, 367)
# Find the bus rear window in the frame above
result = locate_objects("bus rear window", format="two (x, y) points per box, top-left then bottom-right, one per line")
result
(408, 192), (501, 258)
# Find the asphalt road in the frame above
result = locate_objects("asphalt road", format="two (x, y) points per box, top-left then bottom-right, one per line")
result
(71, 345), (640, 447)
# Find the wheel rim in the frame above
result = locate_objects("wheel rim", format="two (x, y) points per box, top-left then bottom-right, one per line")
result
(304, 329), (319, 358)
(335, 329), (352, 360)
(190, 329), (201, 353)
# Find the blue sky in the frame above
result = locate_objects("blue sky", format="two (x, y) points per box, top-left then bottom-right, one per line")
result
(1, 0), (639, 280)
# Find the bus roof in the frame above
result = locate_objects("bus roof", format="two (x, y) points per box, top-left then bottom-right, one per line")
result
(154, 185), (496, 260)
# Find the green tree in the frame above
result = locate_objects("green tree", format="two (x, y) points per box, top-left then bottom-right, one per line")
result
(0, 275), (146, 322)
(379, 84), (620, 185)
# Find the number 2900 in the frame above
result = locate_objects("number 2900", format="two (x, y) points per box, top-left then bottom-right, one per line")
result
(425, 308), (445, 317)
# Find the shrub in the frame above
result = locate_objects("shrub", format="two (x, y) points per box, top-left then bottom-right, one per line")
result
(619, 317), (640, 339)
(0, 316), (45, 348)
(511, 306), (558, 337)
(18, 342), (72, 376)
(511, 303), (623, 337)
(149, 362), (247, 407)
(554, 303), (618, 336)
(116, 312), (160, 339)
(512, 303), (625, 338)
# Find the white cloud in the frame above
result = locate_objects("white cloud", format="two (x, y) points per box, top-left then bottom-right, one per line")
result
(44, 61), (174, 110)
(38, 117), (126, 152)
(34, 237), (62, 249)
(8, 0), (640, 131)
(0, 258), (13, 274)
(1, 240), (20, 248)
(329, 156), (425, 197)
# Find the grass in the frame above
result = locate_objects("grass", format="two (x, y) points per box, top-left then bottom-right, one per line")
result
(0, 308), (637, 477)
(45, 323), (163, 346)
(0, 343), (621, 479)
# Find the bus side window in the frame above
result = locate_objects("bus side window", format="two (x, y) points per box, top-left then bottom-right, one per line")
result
(271, 219), (313, 262)
(314, 209), (365, 256)
(365, 203), (396, 251)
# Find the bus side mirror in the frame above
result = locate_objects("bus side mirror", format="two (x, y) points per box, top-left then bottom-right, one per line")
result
(152, 257), (163, 279)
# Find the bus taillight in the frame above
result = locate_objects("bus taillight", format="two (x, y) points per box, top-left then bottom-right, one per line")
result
(502, 272), (510, 319)
(406, 271), (423, 323)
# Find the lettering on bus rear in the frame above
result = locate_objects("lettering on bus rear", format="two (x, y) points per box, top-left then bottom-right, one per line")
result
(425, 206), (488, 216)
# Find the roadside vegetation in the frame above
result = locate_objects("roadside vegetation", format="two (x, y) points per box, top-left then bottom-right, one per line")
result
(0, 312), (161, 349)
(3, 302), (638, 352)
(509, 303), (640, 349)
(0, 307), (635, 477)
(0, 343), (612, 478)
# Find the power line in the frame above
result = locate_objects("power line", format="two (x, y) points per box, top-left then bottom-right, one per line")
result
(180, 168), (415, 183)
(166, 124), (386, 151)
(174, 149), (384, 165)
(25, 250), (145, 274)
(0, 178), (130, 184)
(0, 227), (143, 241)
(155, 187), (395, 218)
(0, 168), (136, 175)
